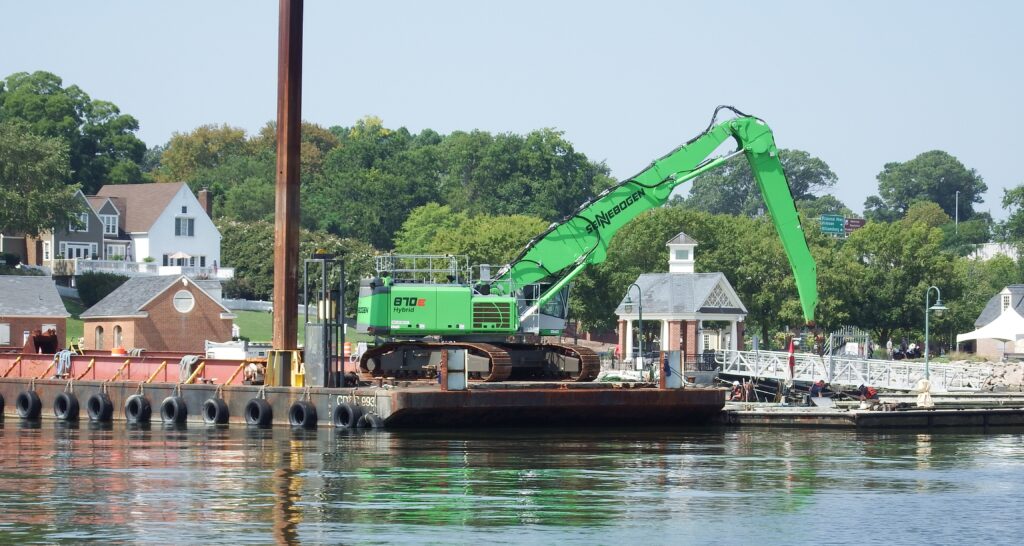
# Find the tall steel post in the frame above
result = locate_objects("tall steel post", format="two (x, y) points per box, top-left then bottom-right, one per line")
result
(272, 0), (303, 350)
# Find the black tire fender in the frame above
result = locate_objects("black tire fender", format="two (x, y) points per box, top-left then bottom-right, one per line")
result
(245, 398), (273, 427)
(53, 392), (80, 421)
(202, 397), (229, 425)
(124, 394), (152, 423)
(332, 403), (363, 429)
(356, 412), (384, 429)
(288, 400), (317, 429)
(87, 392), (115, 422)
(160, 395), (187, 424)
(15, 391), (42, 420)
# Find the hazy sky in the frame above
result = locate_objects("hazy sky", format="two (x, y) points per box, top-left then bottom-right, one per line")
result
(2, 1), (1021, 218)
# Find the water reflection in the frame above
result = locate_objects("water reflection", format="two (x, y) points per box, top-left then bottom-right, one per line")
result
(0, 423), (1023, 543)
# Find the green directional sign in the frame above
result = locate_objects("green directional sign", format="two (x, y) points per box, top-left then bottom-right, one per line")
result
(820, 214), (845, 235)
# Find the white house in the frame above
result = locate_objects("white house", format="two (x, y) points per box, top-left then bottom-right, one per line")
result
(96, 182), (222, 270)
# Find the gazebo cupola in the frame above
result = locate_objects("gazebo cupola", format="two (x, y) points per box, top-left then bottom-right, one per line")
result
(667, 232), (698, 273)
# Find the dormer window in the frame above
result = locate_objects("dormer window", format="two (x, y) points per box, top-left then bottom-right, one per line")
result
(181, 206), (188, 214)
(101, 214), (118, 235)
(1003, 294), (1012, 312)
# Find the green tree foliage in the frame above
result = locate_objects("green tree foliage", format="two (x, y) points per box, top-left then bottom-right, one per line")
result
(840, 220), (955, 346)
(218, 219), (376, 312)
(795, 194), (854, 220)
(393, 205), (548, 266)
(77, 272), (129, 308)
(681, 149), (838, 216)
(864, 150), (987, 222)
(0, 121), (83, 237)
(0, 71), (146, 193)
(1002, 185), (1024, 242)
(902, 201), (951, 228)
(157, 123), (251, 183)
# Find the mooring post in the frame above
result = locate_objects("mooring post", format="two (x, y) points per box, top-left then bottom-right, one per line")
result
(272, 0), (303, 352)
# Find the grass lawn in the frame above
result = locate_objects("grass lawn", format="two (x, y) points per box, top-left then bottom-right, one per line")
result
(230, 310), (371, 344)
(63, 297), (85, 345)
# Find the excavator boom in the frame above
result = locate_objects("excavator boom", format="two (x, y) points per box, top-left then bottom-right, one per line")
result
(492, 107), (818, 323)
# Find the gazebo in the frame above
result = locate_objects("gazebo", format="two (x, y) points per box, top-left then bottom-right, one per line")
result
(614, 232), (747, 365)
(956, 285), (1024, 359)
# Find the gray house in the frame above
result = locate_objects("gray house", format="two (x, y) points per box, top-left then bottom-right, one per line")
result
(20, 190), (106, 266)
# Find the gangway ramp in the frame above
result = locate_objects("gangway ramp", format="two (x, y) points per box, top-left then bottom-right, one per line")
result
(715, 349), (992, 392)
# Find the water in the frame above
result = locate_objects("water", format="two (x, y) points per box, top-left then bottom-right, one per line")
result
(2, 421), (1023, 544)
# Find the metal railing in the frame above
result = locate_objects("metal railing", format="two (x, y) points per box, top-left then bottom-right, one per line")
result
(50, 259), (233, 279)
(715, 349), (993, 392)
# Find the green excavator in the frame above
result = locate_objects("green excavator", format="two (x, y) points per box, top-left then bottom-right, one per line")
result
(356, 106), (818, 382)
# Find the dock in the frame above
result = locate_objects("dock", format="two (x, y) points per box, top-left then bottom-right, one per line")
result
(0, 352), (724, 427)
(721, 393), (1024, 428)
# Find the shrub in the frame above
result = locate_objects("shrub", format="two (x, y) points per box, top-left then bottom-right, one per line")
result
(77, 271), (130, 308)
(1, 252), (20, 267)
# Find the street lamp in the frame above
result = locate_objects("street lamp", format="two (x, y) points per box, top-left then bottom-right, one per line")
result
(624, 283), (643, 371)
(924, 285), (948, 380)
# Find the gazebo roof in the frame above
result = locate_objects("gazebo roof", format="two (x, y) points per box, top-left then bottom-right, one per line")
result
(665, 232), (698, 246)
(614, 272), (746, 316)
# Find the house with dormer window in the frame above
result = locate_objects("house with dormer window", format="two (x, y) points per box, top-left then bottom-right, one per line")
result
(13, 189), (106, 266)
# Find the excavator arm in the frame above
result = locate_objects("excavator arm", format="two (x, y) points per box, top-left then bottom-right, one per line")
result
(489, 106), (818, 323)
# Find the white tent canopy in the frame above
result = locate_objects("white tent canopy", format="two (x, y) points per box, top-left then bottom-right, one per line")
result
(957, 309), (1024, 344)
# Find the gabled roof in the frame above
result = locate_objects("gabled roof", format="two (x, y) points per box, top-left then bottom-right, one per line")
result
(0, 276), (70, 317)
(614, 272), (746, 316)
(666, 232), (699, 246)
(96, 182), (186, 233)
(975, 285), (1024, 328)
(80, 275), (228, 318)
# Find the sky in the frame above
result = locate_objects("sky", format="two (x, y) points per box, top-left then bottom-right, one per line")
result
(2, 0), (1021, 218)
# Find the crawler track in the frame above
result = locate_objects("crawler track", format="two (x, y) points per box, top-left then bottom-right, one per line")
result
(544, 343), (601, 382)
(359, 341), (512, 382)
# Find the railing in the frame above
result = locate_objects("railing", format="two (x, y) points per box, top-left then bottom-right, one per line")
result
(715, 349), (993, 392)
(49, 259), (234, 279)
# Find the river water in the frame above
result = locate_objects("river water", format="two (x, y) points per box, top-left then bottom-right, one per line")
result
(1, 422), (1023, 544)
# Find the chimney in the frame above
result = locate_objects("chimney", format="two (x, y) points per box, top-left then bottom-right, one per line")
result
(197, 189), (212, 218)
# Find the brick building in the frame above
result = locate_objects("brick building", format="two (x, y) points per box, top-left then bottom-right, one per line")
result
(0, 276), (70, 351)
(614, 232), (747, 366)
(80, 275), (234, 352)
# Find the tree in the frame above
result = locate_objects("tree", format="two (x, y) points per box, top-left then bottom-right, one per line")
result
(156, 124), (251, 183)
(0, 71), (146, 193)
(77, 272), (129, 308)
(1002, 185), (1024, 242)
(0, 121), (83, 236)
(217, 219), (377, 311)
(865, 150), (987, 221)
(393, 204), (469, 254)
(840, 220), (956, 346)
(795, 194), (854, 220)
(682, 149), (838, 216)
(902, 201), (951, 228)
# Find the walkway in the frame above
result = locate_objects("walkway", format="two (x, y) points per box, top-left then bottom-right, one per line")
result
(715, 349), (993, 392)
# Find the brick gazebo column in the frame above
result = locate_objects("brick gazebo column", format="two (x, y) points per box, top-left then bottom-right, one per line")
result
(617, 320), (628, 360)
(684, 320), (698, 365)
(667, 320), (682, 351)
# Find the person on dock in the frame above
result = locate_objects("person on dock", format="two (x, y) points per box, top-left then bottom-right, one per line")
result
(743, 380), (755, 402)
(730, 381), (744, 401)
(809, 379), (826, 398)
(857, 384), (878, 400)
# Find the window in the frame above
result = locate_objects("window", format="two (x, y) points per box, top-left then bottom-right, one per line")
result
(101, 214), (118, 235)
(0, 323), (10, 345)
(43, 241), (51, 261)
(1003, 294), (1012, 312)
(702, 333), (711, 350)
(173, 290), (195, 313)
(95, 326), (104, 350)
(199, 256), (206, 267)
(675, 249), (689, 261)
(70, 212), (89, 232)
(175, 217), (195, 237)
(113, 325), (122, 348)
(181, 206), (188, 214)
(41, 323), (56, 335)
